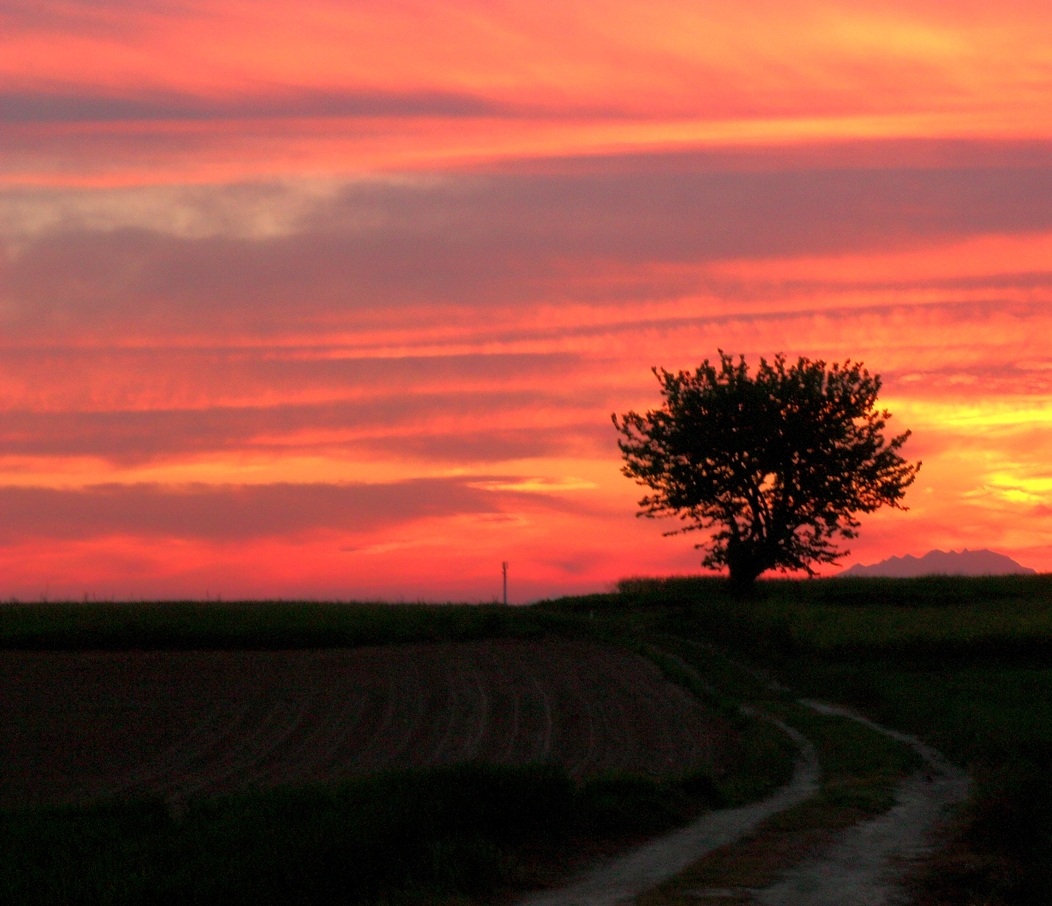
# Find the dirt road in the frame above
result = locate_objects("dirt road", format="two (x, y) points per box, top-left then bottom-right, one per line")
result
(515, 720), (819, 906)
(515, 703), (969, 906)
(751, 702), (970, 906)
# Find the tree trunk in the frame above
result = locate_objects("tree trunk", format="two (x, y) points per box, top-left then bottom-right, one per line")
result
(725, 541), (764, 595)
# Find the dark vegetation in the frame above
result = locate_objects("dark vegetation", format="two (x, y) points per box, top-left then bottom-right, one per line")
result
(0, 763), (728, 906)
(613, 353), (919, 588)
(613, 574), (1052, 905)
(0, 600), (561, 650)
(2, 574), (1050, 904)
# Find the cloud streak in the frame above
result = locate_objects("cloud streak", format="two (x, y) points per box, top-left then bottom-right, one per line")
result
(0, 478), (504, 542)
(6, 154), (1052, 343)
(0, 88), (511, 124)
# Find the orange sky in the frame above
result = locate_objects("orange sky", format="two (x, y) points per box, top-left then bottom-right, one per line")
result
(2, 0), (1050, 600)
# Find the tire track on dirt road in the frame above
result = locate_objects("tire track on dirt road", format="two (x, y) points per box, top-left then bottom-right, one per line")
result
(748, 700), (970, 906)
(514, 719), (820, 906)
(515, 701), (969, 906)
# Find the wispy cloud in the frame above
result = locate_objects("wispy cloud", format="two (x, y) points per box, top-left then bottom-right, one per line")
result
(6, 154), (1052, 341)
(0, 478), (502, 542)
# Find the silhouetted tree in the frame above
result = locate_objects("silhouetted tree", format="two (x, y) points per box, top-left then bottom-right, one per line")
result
(612, 352), (920, 590)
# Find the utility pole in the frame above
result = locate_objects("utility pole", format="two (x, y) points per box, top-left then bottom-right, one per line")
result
(501, 561), (508, 605)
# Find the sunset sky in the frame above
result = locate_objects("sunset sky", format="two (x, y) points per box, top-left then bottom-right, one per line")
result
(2, 0), (1050, 601)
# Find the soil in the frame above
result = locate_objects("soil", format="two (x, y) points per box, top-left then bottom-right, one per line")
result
(0, 639), (734, 809)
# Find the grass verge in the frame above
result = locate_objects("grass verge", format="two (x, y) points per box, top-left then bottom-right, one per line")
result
(0, 762), (732, 906)
(0, 600), (573, 650)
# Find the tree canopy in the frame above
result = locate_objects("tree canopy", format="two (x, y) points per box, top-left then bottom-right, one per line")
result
(612, 352), (920, 588)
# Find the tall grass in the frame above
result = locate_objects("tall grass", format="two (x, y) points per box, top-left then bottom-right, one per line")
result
(0, 600), (575, 650)
(614, 574), (1052, 662)
(0, 762), (727, 906)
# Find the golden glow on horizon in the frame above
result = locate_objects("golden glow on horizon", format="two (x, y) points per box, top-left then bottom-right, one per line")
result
(987, 473), (1052, 507)
(899, 398), (1052, 432)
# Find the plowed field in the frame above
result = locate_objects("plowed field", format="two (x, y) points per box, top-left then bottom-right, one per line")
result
(1, 639), (734, 808)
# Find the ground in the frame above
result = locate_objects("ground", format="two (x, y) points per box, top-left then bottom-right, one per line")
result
(0, 638), (734, 809)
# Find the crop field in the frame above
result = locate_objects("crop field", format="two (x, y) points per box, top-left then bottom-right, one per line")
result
(1, 638), (732, 810)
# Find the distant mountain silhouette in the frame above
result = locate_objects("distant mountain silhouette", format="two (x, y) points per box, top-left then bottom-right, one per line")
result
(839, 548), (1036, 578)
